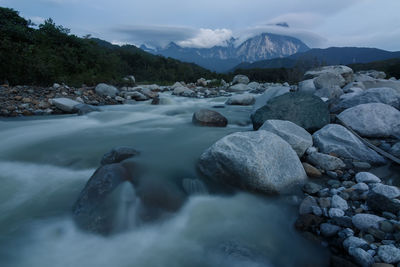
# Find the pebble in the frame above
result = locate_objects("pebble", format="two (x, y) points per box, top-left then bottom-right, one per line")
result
(338, 228), (354, 239)
(352, 182), (370, 192)
(320, 223), (341, 237)
(356, 172), (382, 184)
(380, 221), (394, 233)
(331, 194), (349, 210)
(352, 214), (386, 231)
(353, 162), (372, 170)
(329, 208), (345, 218)
(299, 196), (319, 215)
(318, 197), (331, 209)
(343, 236), (369, 251)
(303, 182), (322, 195)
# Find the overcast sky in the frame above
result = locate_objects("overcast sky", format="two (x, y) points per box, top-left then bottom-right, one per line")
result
(1, 0), (399, 50)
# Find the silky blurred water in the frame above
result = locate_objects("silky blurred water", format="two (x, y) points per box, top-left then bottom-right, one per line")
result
(0, 94), (329, 267)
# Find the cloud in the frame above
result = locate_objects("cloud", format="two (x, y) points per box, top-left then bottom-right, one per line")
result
(113, 25), (197, 47)
(266, 12), (325, 29)
(177, 28), (233, 48)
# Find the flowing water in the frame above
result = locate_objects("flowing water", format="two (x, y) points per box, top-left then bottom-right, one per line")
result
(0, 94), (329, 267)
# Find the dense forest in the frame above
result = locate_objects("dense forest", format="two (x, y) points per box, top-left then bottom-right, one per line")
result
(348, 58), (400, 79)
(0, 7), (225, 86)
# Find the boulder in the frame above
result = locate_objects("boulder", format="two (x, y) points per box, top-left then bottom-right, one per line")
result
(173, 86), (194, 97)
(227, 83), (250, 92)
(259, 120), (312, 157)
(72, 163), (131, 234)
(378, 245), (400, 264)
(362, 79), (400, 92)
(357, 70), (386, 79)
(232, 74), (250, 85)
(251, 92), (330, 132)
(95, 83), (119, 97)
(332, 87), (400, 113)
(192, 109), (228, 127)
(304, 65), (354, 84)
(51, 98), (80, 112)
(314, 86), (343, 100)
(313, 124), (386, 164)
(247, 82), (261, 90)
(126, 91), (148, 101)
(349, 247), (374, 267)
(225, 94), (255, 105)
(337, 103), (400, 138)
(298, 79), (316, 93)
(100, 146), (140, 165)
(197, 130), (307, 194)
(307, 152), (345, 171)
(314, 72), (346, 89)
(252, 86), (291, 112)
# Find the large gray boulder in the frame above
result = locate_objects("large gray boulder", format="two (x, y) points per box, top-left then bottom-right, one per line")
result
(252, 86), (291, 112)
(95, 83), (119, 97)
(51, 98), (81, 112)
(332, 87), (400, 112)
(362, 79), (400, 92)
(314, 86), (343, 100)
(251, 92), (330, 132)
(314, 72), (346, 89)
(305, 65), (354, 84)
(232, 74), (250, 85)
(192, 109), (228, 127)
(259, 120), (313, 157)
(225, 94), (255, 105)
(298, 79), (316, 93)
(313, 124), (385, 164)
(338, 103), (400, 138)
(198, 130), (307, 194)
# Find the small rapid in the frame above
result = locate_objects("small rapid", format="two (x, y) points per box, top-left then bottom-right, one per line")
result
(0, 94), (329, 267)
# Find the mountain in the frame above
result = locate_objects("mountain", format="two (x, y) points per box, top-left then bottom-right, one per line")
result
(144, 33), (310, 73)
(234, 47), (400, 70)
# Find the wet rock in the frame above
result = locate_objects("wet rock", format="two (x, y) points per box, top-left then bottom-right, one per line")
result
(338, 103), (400, 138)
(371, 184), (400, 199)
(75, 104), (100, 115)
(198, 130), (307, 194)
(356, 172), (382, 184)
(320, 223), (341, 237)
(295, 214), (323, 231)
(95, 83), (119, 97)
(251, 92), (330, 132)
(72, 163), (131, 233)
(313, 124), (386, 164)
(100, 146), (140, 165)
(225, 94), (255, 105)
(307, 152), (345, 171)
(352, 214), (385, 231)
(349, 247), (375, 267)
(302, 163), (322, 178)
(259, 119), (313, 157)
(192, 109), (228, 127)
(378, 245), (400, 264)
(303, 182), (322, 195)
(299, 196), (319, 215)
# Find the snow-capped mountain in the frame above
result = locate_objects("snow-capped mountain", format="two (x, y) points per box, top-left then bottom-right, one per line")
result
(142, 33), (310, 72)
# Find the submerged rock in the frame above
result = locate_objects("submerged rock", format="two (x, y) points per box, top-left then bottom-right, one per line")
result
(312, 124), (385, 164)
(198, 130), (307, 194)
(251, 92), (330, 132)
(192, 109), (228, 127)
(72, 163), (131, 234)
(100, 146), (140, 165)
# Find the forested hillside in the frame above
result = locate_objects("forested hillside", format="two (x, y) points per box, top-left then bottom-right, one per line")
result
(0, 7), (220, 86)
